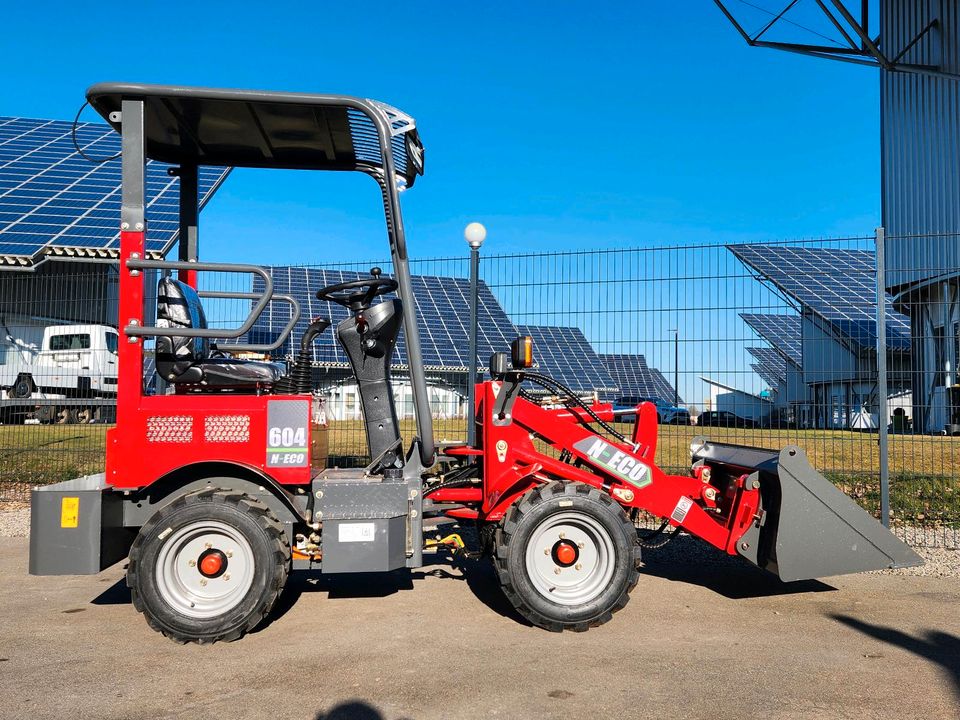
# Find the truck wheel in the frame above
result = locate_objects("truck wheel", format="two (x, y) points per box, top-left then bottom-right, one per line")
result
(494, 481), (641, 632)
(9, 373), (34, 399)
(127, 488), (290, 644)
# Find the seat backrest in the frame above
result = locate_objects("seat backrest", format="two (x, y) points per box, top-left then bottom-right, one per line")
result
(155, 277), (209, 382)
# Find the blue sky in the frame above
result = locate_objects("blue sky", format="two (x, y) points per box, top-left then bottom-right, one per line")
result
(4, 2), (881, 265)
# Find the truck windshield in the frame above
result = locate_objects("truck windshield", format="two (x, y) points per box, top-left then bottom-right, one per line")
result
(50, 334), (91, 350)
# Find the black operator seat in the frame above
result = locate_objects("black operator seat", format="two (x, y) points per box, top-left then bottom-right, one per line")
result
(155, 277), (283, 388)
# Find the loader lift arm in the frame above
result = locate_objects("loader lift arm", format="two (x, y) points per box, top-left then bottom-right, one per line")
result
(431, 352), (921, 584)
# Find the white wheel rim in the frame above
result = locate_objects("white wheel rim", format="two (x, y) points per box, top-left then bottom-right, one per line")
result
(155, 520), (255, 619)
(524, 510), (616, 606)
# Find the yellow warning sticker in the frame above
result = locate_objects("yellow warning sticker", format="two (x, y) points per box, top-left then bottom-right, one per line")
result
(60, 497), (79, 528)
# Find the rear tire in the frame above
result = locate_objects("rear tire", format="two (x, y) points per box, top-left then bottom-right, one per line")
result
(494, 481), (640, 632)
(9, 373), (34, 399)
(127, 488), (290, 644)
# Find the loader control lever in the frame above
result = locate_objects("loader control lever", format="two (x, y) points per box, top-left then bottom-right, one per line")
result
(316, 267), (398, 312)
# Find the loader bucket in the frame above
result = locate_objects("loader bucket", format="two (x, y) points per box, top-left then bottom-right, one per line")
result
(690, 438), (923, 582)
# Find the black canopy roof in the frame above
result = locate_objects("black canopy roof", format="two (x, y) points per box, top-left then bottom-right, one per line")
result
(86, 83), (424, 187)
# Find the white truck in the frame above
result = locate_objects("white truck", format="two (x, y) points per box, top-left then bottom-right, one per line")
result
(1, 324), (119, 423)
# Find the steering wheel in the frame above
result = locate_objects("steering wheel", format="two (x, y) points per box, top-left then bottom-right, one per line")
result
(316, 267), (398, 311)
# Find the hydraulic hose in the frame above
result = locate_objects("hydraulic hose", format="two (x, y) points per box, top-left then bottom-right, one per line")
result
(274, 318), (329, 395)
(522, 371), (630, 445)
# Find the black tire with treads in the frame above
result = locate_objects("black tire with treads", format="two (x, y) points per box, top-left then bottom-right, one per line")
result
(493, 480), (641, 632)
(127, 488), (290, 644)
(9, 373), (33, 399)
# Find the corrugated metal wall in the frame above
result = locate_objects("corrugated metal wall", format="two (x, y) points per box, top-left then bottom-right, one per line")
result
(881, 0), (960, 291)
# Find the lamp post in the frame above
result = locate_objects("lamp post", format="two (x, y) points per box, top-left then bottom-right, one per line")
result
(670, 328), (679, 407)
(465, 222), (486, 447)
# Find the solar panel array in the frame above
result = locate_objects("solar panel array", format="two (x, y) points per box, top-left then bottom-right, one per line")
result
(746, 346), (787, 387)
(249, 267), (520, 371)
(515, 325), (618, 393)
(740, 313), (802, 365)
(729, 245), (911, 351)
(599, 354), (683, 406)
(0, 117), (228, 267)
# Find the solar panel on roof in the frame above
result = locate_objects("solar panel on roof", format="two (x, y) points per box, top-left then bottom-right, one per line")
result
(740, 313), (802, 365)
(729, 245), (911, 351)
(247, 267), (519, 371)
(0, 117), (228, 267)
(515, 325), (617, 394)
(747, 346), (787, 387)
(599, 354), (683, 406)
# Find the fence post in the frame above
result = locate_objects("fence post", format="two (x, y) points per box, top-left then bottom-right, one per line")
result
(875, 226), (891, 527)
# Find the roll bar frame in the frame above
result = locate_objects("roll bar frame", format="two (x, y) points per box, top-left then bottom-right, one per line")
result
(113, 87), (435, 466)
(124, 257), (301, 352)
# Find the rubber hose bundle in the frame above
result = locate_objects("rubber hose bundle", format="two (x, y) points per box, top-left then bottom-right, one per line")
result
(274, 321), (327, 395)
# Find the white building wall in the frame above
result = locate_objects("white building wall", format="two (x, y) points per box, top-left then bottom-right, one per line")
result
(801, 314), (859, 384)
(715, 390), (771, 422)
(705, 381), (772, 422)
(323, 380), (467, 421)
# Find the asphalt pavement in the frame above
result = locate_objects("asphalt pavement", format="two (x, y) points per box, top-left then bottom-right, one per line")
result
(0, 534), (957, 720)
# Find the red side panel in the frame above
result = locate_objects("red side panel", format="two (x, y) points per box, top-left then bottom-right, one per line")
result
(106, 395), (312, 488)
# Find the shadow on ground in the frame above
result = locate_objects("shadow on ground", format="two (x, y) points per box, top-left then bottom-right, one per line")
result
(639, 534), (835, 599)
(91, 576), (130, 605)
(315, 699), (410, 720)
(258, 552), (529, 632)
(832, 614), (960, 704)
(88, 548), (528, 631)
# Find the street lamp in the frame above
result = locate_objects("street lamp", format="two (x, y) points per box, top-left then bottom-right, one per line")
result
(669, 328), (679, 407)
(465, 222), (486, 447)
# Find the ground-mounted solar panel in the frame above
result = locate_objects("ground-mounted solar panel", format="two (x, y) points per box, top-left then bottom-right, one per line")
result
(729, 245), (911, 351)
(648, 367), (681, 406)
(747, 346), (787, 387)
(750, 364), (779, 390)
(514, 325), (617, 394)
(598, 354), (683, 406)
(248, 267), (519, 371)
(0, 117), (228, 267)
(740, 313), (802, 365)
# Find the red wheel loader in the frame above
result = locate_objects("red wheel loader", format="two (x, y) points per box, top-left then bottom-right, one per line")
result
(29, 83), (921, 642)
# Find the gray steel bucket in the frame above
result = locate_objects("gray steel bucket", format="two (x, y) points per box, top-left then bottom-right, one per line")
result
(691, 438), (923, 582)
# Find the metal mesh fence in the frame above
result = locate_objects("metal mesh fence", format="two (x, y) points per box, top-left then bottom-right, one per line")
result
(880, 230), (960, 546)
(1, 234), (958, 548)
(0, 263), (119, 500)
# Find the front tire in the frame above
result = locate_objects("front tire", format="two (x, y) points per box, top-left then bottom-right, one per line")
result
(494, 481), (640, 632)
(127, 488), (290, 644)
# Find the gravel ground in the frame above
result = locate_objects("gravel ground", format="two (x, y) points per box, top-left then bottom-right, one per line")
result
(4, 504), (957, 576)
(0, 507), (29, 538)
